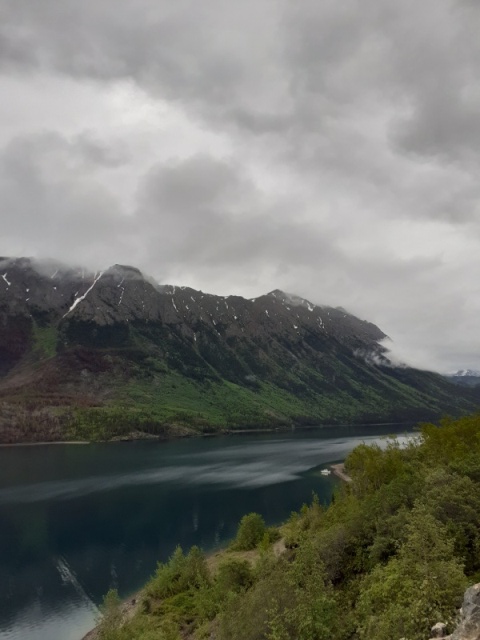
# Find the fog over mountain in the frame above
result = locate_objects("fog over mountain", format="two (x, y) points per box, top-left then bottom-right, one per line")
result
(1, 0), (480, 373)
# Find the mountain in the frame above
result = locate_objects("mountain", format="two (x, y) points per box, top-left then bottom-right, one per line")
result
(446, 370), (480, 388)
(0, 257), (478, 443)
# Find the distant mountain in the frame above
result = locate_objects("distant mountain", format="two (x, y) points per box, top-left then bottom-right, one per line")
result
(0, 257), (478, 443)
(446, 370), (480, 388)
(451, 369), (480, 377)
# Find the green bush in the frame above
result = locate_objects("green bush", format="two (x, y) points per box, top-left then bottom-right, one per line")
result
(97, 589), (122, 640)
(219, 546), (338, 640)
(231, 513), (267, 551)
(216, 559), (253, 594)
(145, 546), (210, 600)
(356, 506), (466, 640)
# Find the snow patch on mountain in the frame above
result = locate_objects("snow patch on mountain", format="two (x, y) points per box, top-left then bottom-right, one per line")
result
(63, 271), (104, 317)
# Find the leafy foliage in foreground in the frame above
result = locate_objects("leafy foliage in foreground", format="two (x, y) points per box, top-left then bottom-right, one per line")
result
(98, 414), (480, 640)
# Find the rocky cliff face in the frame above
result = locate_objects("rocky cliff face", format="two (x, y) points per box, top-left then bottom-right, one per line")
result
(0, 258), (386, 347)
(430, 584), (480, 640)
(0, 257), (478, 442)
(450, 584), (480, 640)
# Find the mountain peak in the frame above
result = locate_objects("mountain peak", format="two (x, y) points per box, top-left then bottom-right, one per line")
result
(104, 264), (145, 282)
(265, 289), (317, 310)
(108, 264), (143, 276)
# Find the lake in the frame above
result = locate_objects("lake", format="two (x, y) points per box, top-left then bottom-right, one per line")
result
(0, 424), (415, 640)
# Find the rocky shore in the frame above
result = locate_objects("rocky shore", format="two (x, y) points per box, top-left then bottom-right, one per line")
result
(430, 584), (480, 640)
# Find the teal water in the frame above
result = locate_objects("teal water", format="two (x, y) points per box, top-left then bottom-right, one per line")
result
(0, 425), (415, 640)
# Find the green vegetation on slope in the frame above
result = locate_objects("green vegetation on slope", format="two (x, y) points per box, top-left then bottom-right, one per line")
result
(65, 362), (475, 441)
(2, 310), (479, 443)
(62, 321), (478, 441)
(32, 324), (58, 359)
(96, 413), (480, 640)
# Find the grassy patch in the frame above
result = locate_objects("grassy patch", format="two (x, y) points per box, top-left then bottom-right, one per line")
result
(33, 325), (58, 358)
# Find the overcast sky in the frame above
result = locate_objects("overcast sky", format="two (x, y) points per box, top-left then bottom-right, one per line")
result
(1, 0), (480, 373)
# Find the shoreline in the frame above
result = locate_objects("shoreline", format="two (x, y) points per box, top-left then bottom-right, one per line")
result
(81, 589), (143, 640)
(80, 538), (287, 640)
(53, 453), (355, 639)
(78, 462), (353, 639)
(330, 462), (352, 483)
(0, 420), (416, 448)
(0, 440), (90, 447)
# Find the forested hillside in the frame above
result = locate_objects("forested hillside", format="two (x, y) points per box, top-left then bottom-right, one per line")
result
(95, 414), (480, 640)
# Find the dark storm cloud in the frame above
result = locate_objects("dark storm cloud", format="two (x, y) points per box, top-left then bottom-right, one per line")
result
(1, 0), (480, 371)
(0, 132), (132, 265)
(0, 1), (388, 134)
(388, 3), (480, 162)
(0, 0), (267, 104)
(2, 0), (479, 168)
(73, 133), (131, 168)
(136, 154), (342, 272)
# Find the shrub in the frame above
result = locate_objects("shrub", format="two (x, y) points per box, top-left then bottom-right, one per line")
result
(231, 513), (266, 551)
(145, 546), (210, 600)
(97, 589), (122, 640)
(356, 506), (466, 640)
(216, 559), (253, 594)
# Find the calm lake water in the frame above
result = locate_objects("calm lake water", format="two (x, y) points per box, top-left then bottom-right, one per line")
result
(0, 425), (415, 640)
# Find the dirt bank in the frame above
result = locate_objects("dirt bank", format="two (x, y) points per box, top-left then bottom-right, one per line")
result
(330, 463), (352, 483)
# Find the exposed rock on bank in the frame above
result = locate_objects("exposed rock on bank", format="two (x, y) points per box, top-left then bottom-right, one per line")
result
(430, 584), (480, 640)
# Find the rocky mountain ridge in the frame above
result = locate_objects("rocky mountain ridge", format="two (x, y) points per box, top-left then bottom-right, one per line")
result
(0, 257), (384, 344)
